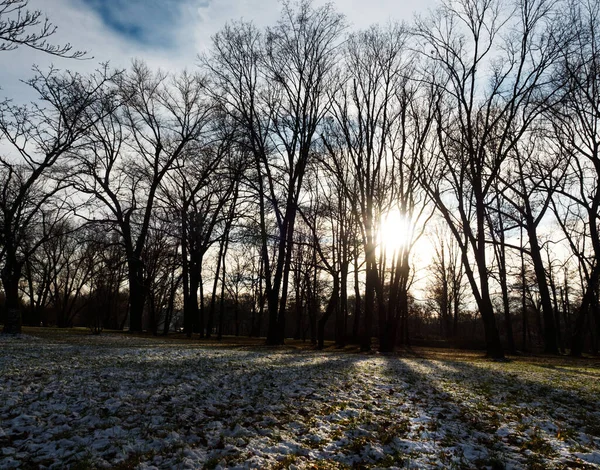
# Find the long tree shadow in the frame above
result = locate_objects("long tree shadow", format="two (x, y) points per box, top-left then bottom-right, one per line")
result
(378, 355), (600, 469)
(2, 336), (600, 469)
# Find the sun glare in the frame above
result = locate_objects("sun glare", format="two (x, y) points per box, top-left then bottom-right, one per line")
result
(379, 209), (410, 253)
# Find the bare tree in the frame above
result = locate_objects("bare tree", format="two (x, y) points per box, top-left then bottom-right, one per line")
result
(0, 0), (84, 57)
(0, 66), (114, 333)
(427, 223), (466, 339)
(492, 131), (567, 353)
(72, 63), (211, 332)
(549, 0), (600, 356)
(415, 0), (562, 358)
(205, 1), (345, 345)
(324, 24), (434, 352)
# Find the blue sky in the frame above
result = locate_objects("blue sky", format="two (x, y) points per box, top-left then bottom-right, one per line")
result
(79, 0), (191, 48)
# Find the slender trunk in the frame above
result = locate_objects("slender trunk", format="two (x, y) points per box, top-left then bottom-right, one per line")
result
(496, 224), (515, 353)
(163, 274), (176, 335)
(234, 291), (240, 337)
(309, 260), (318, 344)
(276, 212), (296, 344)
(189, 260), (200, 335)
(198, 267), (205, 338)
(294, 275), (303, 340)
(352, 258), (362, 343)
(521, 234), (528, 352)
(218, 245), (228, 341)
(337, 261), (348, 348)
(526, 222), (558, 354)
(548, 264), (564, 353)
(318, 276), (340, 349)
(207, 241), (225, 339)
(182, 208), (192, 337)
(252, 256), (264, 338)
(362, 262), (376, 352)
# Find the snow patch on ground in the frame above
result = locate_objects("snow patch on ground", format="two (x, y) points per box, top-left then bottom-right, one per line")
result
(1, 334), (599, 469)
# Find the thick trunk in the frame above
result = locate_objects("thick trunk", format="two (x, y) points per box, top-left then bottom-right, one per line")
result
(475, 198), (504, 359)
(361, 262), (376, 352)
(265, 288), (280, 344)
(127, 259), (145, 333)
(571, 263), (600, 356)
(1, 258), (22, 334)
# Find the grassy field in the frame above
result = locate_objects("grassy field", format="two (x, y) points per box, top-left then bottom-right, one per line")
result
(1, 328), (599, 469)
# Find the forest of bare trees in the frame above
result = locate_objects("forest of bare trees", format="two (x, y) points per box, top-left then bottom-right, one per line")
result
(2, 0), (600, 360)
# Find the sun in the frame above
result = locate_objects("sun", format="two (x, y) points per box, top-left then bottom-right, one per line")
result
(379, 209), (411, 253)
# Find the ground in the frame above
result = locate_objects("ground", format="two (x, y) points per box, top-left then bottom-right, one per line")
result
(1, 329), (599, 469)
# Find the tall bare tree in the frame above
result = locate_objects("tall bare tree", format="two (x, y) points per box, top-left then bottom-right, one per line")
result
(0, 66), (114, 333)
(325, 24), (434, 351)
(415, 0), (562, 358)
(72, 63), (211, 332)
(205, 1), (345, 345)
(549, 0), (600, 356)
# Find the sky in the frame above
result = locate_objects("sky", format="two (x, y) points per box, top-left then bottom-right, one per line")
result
(0, 0), (433, 103)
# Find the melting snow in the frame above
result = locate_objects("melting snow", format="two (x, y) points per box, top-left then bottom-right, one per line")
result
(1, 333), (599, 468)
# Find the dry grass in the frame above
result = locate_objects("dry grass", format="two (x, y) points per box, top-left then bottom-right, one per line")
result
(19, 326), (600, 370)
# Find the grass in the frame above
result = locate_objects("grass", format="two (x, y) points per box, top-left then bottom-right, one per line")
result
(3, 327), (600, 469)
(17, 326), (600, 370)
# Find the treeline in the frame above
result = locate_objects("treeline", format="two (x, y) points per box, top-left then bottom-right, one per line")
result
(1, 0), (599, 359)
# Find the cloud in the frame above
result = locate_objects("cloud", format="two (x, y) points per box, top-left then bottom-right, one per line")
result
(0, 0), (434, 104)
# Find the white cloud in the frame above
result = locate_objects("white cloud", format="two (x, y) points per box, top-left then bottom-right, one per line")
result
(0, 0), (434, 104)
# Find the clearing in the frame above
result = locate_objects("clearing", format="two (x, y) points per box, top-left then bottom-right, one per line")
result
(1, 329), (599, 469)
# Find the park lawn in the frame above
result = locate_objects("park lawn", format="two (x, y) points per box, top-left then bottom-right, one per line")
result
(1, 330), (599, 469)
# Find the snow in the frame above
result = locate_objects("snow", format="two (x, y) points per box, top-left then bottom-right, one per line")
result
(1, 333), (599, 469)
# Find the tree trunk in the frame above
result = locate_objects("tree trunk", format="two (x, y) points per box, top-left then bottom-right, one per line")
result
(188, 262), (200, 335)
(1, 256), (22, 334)
(526, 223), (559, 354)
(352, 263), (362, 344)
(361, 262), (376, 352)
(475, 197), (504, 359)
(207, 240), (225, 339)
(336, 261), (348, 348)
(182, 209), (192, 337)
(571, 264), (600, 356)
(127, 258), (145, 333)
(318, 277), (340, 349)
(294, 277), (303, 340)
